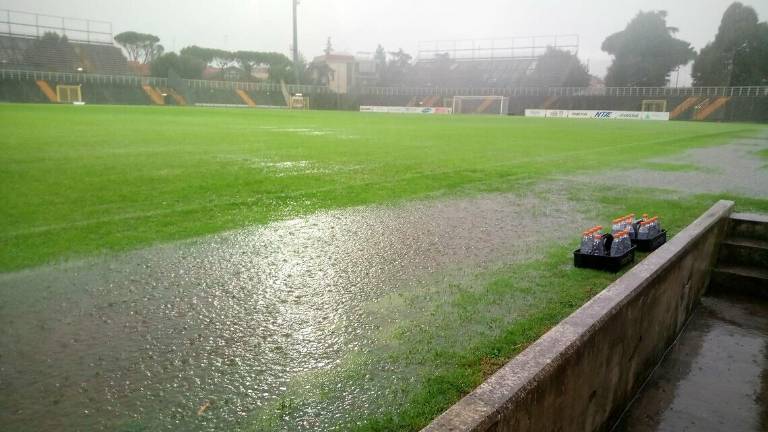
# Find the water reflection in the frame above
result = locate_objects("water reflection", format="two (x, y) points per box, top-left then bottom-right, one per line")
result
(0, 191), (579, 431)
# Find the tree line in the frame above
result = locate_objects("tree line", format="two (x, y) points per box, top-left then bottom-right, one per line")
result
(114, 2), (767, 87)
(113, 32), (297, 82)
(603, 2), (768, 87)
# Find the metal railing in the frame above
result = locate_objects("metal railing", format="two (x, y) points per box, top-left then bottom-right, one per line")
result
(185, 78), (281, 92)
(185, 78), (333, 95)
(357, 85), (768, 97)
(2, 68), (767, 98)
(0, 69), (167, 87)
(1, 9), (113, 45)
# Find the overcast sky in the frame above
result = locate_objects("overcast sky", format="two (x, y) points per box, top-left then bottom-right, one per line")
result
(4, 0), (767, 85)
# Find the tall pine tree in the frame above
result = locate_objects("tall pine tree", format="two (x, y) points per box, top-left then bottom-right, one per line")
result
(602, 11), (695, 86)
(692, 2), (768, 86)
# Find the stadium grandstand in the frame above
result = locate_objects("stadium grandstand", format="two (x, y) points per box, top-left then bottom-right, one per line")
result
(410, 35), (578, 88)
(0, 10), (128, 74)
(0, 9), (767, 121)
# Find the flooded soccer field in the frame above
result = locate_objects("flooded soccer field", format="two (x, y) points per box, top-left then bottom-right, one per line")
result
(0, 189), (586, 430)
(1, 105), (767, 430)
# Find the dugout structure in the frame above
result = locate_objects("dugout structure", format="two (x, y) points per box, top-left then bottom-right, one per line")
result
(56, 85), (82, 103)
(452, 95), (509, 115)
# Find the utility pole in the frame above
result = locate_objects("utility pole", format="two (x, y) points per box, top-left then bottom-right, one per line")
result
(292, 0), (300, 84)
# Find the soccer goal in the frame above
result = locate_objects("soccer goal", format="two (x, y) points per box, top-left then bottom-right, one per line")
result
(56, 85), (82, 103)
(641, 99), (668, 112)
(289, 93), (310, 110)
(452, 95), (509, 115)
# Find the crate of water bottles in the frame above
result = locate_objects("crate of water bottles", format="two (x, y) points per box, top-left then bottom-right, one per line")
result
(573, 222), (636, 273)
(573, 213), (667, 272)
(626, 213), (667, 252)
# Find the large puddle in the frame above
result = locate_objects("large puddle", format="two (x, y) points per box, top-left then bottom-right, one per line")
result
(0, 188), (582, 431)
(576, 133), (768, 198)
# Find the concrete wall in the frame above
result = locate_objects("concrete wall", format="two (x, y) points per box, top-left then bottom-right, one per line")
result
(423, 200), (735, 432)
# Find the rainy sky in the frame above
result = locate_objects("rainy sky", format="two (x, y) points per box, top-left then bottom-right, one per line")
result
(4, 0), (767, 84)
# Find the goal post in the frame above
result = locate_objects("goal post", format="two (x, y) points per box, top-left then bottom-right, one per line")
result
(641, 99), (667, 112)
(289, 93), (310, 110)
(452, 95), (509, 115)
(56, 85), (82, 103)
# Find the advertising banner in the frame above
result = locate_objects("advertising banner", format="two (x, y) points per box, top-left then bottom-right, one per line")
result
(360, 106), (453, 115)
(524, 109), (669, 121)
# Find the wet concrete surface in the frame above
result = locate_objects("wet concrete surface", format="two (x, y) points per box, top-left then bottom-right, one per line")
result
(0, 188), (582, 431)
(614, 295), (768, 432)
(579, 133), (768, 198)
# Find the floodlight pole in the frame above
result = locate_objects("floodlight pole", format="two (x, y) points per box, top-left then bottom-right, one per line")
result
(292, 0), (300, 84)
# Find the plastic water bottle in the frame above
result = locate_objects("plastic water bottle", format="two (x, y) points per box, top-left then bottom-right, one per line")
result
(592, 233), (605, 256)
(625, 216), (635, 239)
(623, 215), (633, 234)
(610, 232), (622, 256)
(622, 229), (632, 252)
(580, 229), (594, 254)
(611, 218), (623, 235)
(650, 217), (661, 236)
(638, 221), (650, 240)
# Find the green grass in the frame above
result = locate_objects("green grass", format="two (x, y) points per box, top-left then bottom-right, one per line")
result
(0, 104), (761, 271)
(635, 161), (708, 172)
(758, 148), (768, 169)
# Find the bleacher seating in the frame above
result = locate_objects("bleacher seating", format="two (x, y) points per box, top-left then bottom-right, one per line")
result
(73, 43), (129, 75)
(22, 36), (81, 72)
(0, 35), (128, 75)
(412, 58), (534, 88)
(0, 36), (37, 70)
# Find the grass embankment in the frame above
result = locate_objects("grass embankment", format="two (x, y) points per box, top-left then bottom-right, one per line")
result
(0, 104), (759, 271)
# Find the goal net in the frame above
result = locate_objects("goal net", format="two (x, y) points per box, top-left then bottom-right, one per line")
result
(452, 96), (509, 115)
(289, 93), (310, 110)
(641, 99), (667, 112)
(56, 85), (82, 103)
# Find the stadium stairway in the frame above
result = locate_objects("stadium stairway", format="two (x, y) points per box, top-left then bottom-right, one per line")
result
(74, 44), (129, 75)
(710, 213), (768, 298)
(35, 80), (58, 102)
(235, 89), (257, 107)
(670, 96), (701, 119)
(476, 97), (498, 113)
(72, 46), (96, 75)
(420, 95), (440, 107)
(279, 80), (291, 106)
(541, 95), (558, 109)
(142, 85), (165, 105)
(694, 97), (730, 120)
(165, 88), (187, 105)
